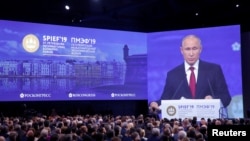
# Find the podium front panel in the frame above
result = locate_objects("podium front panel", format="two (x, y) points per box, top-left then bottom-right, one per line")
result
(160, 99), (222, 120)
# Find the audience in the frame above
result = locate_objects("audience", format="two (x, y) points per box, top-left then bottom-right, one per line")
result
(0, 112), (249, 141)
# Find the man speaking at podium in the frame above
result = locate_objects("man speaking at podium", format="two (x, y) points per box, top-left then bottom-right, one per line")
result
(152, 34), (231, 110)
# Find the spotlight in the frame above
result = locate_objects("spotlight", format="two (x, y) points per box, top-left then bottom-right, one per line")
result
(65, 5), (70, 10)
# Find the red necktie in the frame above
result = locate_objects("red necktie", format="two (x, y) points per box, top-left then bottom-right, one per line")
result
(189, 66), (196, 98)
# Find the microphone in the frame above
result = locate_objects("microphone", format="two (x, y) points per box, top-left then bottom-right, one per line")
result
(171, 80), (184, 99)
(207, 78), (214, 98)
(208, 79), (227, 118)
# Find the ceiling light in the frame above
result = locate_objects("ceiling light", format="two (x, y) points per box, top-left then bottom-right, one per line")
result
(65, 5), (70, 10)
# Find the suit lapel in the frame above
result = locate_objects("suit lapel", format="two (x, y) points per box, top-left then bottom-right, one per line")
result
(196, 61), (205, 98)
(180, 64), (192, 98)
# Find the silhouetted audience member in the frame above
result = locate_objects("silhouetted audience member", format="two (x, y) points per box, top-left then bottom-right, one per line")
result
(147, 128), (161, 141)
(6, 131), (18, 141)
(0, 136), (6, 141)
(148, 102), (160, 120)
(177, 130), (186, 141)
(111, 137), (121, 141)
(80, 126), (93, 141)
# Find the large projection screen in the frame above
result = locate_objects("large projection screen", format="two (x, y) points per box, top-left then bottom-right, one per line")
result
(147, 25), (243, 118)
(0, 20), (147, 101)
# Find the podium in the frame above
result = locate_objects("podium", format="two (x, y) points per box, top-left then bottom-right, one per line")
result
(160, 99), (223, 120)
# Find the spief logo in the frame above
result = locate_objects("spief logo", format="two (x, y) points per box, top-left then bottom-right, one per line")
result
(166, 105), (176, 116)
(22, 34), (40, 53)
(232, 42), (241, 51)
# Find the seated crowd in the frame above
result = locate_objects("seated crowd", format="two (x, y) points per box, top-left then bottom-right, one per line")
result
(0, 112), (249, 141)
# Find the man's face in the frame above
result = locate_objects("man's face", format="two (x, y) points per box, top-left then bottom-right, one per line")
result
(180, 37), (202, 66)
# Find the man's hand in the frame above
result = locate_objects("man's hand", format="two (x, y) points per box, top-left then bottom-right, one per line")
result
(205, 95), (213, 99)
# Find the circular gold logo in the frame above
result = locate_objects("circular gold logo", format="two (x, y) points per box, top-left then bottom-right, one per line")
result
(22, 34), (40, 53)
(166, 105), (176, 116)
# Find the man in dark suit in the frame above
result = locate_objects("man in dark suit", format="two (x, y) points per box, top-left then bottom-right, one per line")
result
(151, 34), (231, 110)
